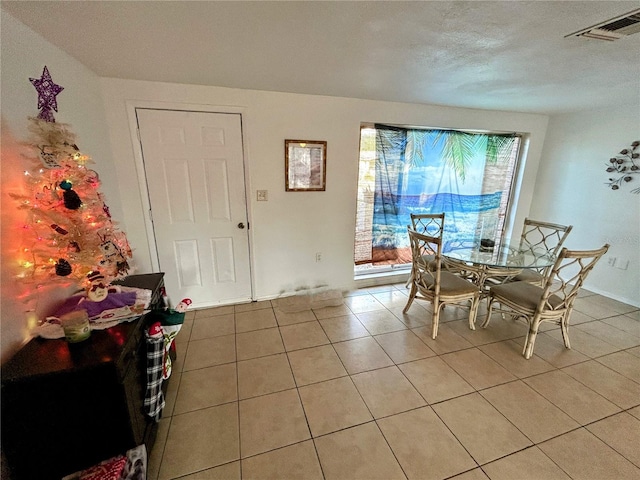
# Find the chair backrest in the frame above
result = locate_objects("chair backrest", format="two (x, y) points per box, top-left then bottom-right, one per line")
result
(407, 227), (444, 295)
(520, 219), (573, 276)
(520, 218), (573, 256)
(410, 213), (445, 238)
(537, 244), (609, 313)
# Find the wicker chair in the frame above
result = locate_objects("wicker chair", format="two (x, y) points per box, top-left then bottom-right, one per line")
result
(410, 213), (445, 237)
(511, 218), (573, 286)
(483, 244), (609, 359)
(404, 213), (445, 287)
(403, 227), (480, 339)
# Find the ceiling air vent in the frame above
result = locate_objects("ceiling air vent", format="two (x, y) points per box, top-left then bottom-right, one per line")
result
(566, 8), (640, 41)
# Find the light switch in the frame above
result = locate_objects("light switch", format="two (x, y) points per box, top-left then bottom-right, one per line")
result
(257, 190), (268, 201)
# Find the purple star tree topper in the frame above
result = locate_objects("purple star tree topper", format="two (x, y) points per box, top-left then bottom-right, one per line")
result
(29, 66), (64, 122)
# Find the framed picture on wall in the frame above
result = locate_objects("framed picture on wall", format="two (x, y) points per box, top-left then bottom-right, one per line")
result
(285, 139), (327, 191)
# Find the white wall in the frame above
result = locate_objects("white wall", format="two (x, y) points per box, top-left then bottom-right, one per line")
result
(531, 104), (640, 306)
(0, 11), (121, 362)
(100, 78), (550, 303)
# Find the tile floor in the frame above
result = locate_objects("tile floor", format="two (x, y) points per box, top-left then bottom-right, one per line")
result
(148, 283), (640, 480)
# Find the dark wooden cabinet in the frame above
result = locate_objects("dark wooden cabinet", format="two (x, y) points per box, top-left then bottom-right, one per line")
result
(1, 273), (165, 480)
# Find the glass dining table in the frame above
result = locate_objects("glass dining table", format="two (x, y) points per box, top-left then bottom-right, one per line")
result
(441, 241), (556, 294)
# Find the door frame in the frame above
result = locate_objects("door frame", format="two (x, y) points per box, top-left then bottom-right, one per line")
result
(125, 100), (255, 301)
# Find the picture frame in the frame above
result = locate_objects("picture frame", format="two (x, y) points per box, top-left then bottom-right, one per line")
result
(285, 139), (327, 191)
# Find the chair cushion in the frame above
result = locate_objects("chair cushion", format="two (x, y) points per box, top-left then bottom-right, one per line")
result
(416, 271), (477, 295)
(513, 269), (543, 283)
(490, 281), (563, 310)
(439, 271), (478, 295)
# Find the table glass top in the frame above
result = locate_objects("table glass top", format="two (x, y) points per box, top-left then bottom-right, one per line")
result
(443, 242), (556, 269)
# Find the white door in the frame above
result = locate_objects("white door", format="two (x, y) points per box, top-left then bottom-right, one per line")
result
(136, 109), (251, 308)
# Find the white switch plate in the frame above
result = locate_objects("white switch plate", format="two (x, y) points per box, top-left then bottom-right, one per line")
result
(257, 190), (268, 201)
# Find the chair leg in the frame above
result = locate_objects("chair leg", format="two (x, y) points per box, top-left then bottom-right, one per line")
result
(431, 303), (441, 339)
(468, 296), (478, 331)
(403, 284), (417, 313)
(560, 316), (571, 349)
(482, 297), (495, 328)
(523, 316), (542, 359)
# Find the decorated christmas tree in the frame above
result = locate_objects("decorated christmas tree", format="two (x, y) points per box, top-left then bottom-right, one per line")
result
(12, 66), (132, 286)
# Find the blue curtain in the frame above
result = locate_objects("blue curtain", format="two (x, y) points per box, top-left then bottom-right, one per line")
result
(371, 124), (517, 264)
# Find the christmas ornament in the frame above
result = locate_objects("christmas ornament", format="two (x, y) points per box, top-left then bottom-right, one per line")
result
(38, 145), (60, 168)
(55, 258), (72, 276)
(99, 193), (112, 218)
(174, 298), (192, 313)
(29, 66), (64, 123)
(86, 270), (108, 302)
(59, 180), (82, 210)
(98, 238), (129, 275)
(35, 184), (59, 206)
(50, 224), (68, 235)
(86, 170), (100, 188)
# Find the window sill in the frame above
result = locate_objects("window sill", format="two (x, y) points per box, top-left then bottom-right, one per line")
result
(353, 266), (410, 288)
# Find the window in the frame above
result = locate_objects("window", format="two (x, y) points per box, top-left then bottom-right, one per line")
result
(354, 124), (521, 275)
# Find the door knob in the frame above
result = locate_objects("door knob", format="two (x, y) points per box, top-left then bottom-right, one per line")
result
(237, 222), (245, 229)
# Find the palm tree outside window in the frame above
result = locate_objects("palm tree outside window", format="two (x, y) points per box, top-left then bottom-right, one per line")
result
(354, 124), (522, 274)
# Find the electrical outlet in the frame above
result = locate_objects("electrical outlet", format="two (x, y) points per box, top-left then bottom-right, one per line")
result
(257, 190), (268, 201)
(607, 257), (617, 267)
(615, 259), (629, 270)
(315, 252), (322, 263)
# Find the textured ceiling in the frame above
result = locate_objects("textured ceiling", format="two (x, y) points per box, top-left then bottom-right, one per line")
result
(3, 1), (640, 115)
